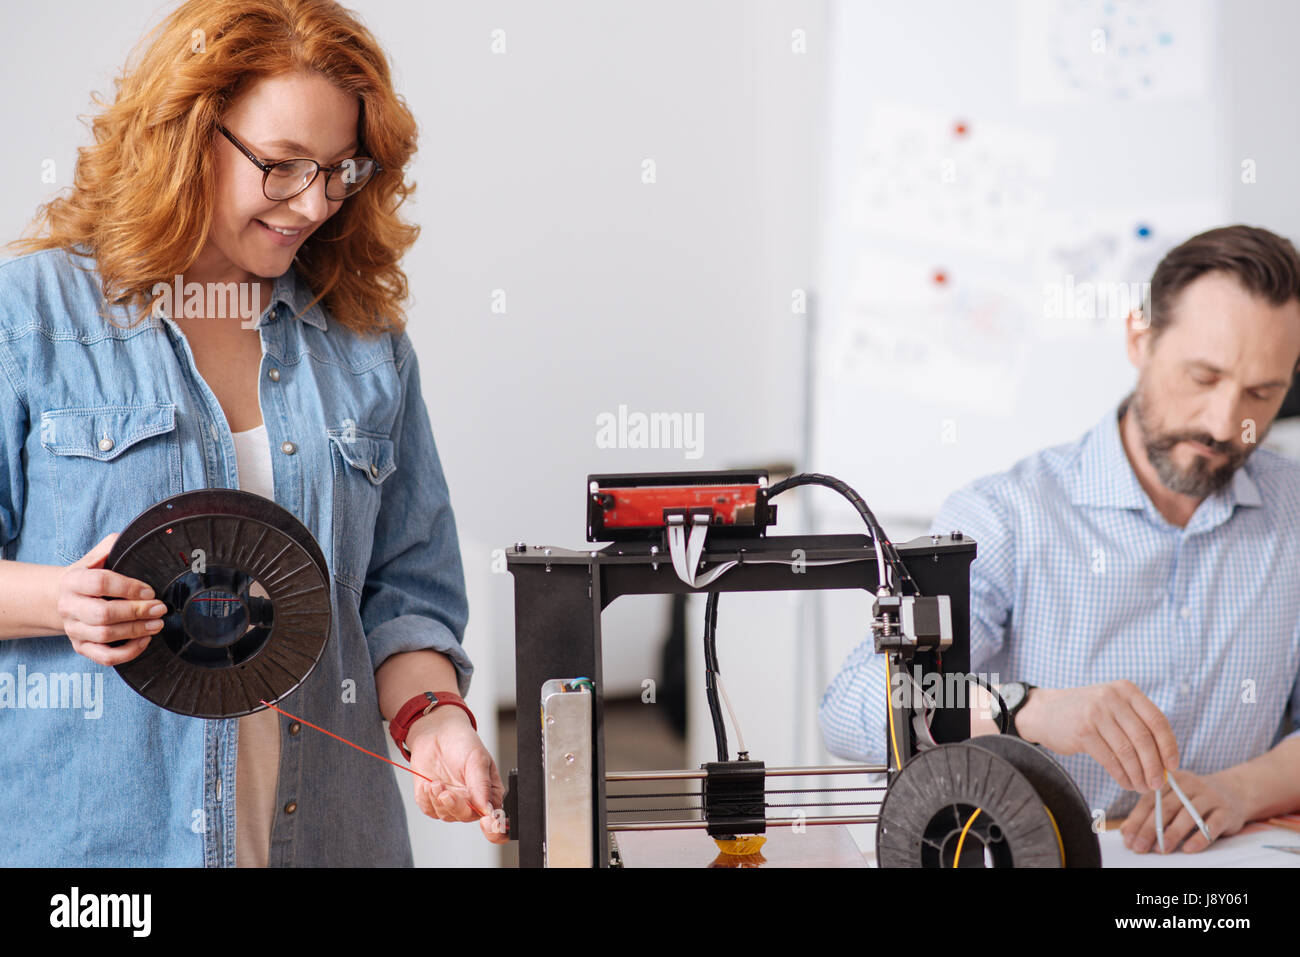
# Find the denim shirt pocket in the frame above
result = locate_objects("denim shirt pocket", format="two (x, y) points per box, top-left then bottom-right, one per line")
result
(39, 402), (182, 564)
(325, 426), (396, 592)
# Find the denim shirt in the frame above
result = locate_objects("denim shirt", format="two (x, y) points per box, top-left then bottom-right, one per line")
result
(0, 246), (472, 866)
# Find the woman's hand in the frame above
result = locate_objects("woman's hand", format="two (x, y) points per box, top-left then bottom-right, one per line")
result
(406, 705), (509, 844)
(57, 533), (167, 666)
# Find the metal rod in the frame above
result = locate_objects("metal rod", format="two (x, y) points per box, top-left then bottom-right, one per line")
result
(607, 791), (702, 800)
(607, 785), (888, 801)
(606, 770), (706, 782)
(608, 814), (879, 832)
(608, 807), (703, 814)
(764, 800), (882, 809)
(764, 786), (887, 794)
(610, 800), (880, 815)
(606, 764), (887, 783)
(765, 765), (888, 776)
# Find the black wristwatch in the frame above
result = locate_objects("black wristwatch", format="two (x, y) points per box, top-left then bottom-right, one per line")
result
(990, 682), (1035, 737)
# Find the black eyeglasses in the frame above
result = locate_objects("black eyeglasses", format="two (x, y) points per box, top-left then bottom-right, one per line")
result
(218, 124), (381, 201)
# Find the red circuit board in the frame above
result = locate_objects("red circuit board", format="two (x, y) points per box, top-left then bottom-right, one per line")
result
(596, 484), (761, 528)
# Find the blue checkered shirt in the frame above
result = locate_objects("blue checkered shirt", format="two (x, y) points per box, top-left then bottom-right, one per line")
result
(820, 396), (1300, 818)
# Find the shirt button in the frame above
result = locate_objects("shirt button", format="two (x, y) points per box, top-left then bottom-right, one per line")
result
(369, 464), (379, 478)
(1179, 681), (1191, 695)
(269, 308), (278, 321)
(98, 437), (114, 452)
(267, 367), (280, 382)
(288, 722), (301, 735)
(284, 801), (298, 815)
(1180, 607), (1190, 619)
(281, 441), (297, 455)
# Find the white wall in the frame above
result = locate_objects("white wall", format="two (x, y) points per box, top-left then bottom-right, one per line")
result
(362, 0), (823, 701)
(1223, 0), (1300, 238)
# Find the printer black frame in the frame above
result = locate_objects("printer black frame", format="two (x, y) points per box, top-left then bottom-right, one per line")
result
(505, 531), (976, 868)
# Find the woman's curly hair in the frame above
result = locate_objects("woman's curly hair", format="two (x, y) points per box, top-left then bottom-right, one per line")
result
(9, 0), (420, 336)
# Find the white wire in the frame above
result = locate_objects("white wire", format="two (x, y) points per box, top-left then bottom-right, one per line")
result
(668, 517), (870, 587)
(872, 534), (891, 591)
(714, 671), (747, 756)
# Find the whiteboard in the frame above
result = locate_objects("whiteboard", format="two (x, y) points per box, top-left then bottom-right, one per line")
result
(810, 0), (1228, 529)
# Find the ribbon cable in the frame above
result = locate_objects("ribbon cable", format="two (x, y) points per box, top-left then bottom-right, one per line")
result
(665, 512), (863, 588)
(667, 514), (737, 588)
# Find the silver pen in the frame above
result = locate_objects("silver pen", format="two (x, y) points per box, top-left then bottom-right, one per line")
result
(1165, 771), (1212, 843)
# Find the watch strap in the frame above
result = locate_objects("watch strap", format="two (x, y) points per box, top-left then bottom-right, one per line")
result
(1006, 683), (1036, 738)
(390, 691), (477, 760)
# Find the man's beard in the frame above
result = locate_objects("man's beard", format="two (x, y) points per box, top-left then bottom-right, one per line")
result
(1127, 384), (1260, 497)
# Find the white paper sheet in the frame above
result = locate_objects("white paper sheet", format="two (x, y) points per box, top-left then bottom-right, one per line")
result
(1101, 822), (1300, 867)
(826, 251), (1034, 415)
(847, 102), (1055, 259)
(1017, 0), (1214, 104)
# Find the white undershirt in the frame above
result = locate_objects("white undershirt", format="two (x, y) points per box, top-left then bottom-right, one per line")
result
(231, 423), (282, 868)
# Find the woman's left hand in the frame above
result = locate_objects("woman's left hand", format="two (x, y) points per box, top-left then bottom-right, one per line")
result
(406, 706), (509, 844)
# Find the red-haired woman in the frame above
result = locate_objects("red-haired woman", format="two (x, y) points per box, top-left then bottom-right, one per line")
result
(0, 0), (505, 866)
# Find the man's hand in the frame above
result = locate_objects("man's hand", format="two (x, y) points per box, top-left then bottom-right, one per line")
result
(1119, 769), (1248, 853)
(406, 706), (509, 844)
(1017, 680), (1180, 793)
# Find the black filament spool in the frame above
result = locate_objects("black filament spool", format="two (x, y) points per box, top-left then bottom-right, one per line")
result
(105, 489), (332, 718)
(965, 733), (1102, 867)
(876, 741), (1067, 868)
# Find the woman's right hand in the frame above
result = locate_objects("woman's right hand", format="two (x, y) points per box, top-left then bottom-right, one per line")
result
(57, 533), (167, 666)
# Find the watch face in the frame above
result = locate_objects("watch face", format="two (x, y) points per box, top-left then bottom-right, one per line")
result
(1001, 683), (1026, 711)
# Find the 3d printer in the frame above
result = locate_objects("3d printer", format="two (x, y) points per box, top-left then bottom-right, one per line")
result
(500, 469), (1099, 867)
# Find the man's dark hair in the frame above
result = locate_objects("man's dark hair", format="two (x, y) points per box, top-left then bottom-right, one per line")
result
(1147, 224), (1300, 344)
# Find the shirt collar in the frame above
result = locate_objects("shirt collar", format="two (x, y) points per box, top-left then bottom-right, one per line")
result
(145, 264), (327, 331)
(254, 266), (327, 331)
(1067, 394), (1262, 524)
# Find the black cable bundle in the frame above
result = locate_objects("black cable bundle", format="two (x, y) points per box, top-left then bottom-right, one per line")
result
(766, 471), (918, 595)
(703, 590), (729, 761)
(701, 471), (922, 762)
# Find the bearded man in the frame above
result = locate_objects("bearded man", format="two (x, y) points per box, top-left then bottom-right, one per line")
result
(821, 224), (1300, 855)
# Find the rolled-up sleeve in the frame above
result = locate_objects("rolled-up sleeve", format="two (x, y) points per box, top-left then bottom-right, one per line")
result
(0, 328), (28, 551)
(818, 480), (1016, 762)
(358, 332), (472, 696)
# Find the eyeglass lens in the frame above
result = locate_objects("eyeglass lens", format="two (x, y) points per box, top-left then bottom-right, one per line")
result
(265, 158), (377, 200)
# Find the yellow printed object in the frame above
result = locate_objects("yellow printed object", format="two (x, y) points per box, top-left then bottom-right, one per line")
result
(713, 835), (767, 856)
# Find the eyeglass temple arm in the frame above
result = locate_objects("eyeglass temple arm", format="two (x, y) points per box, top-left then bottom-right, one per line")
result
(219, 123), (382, 179)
